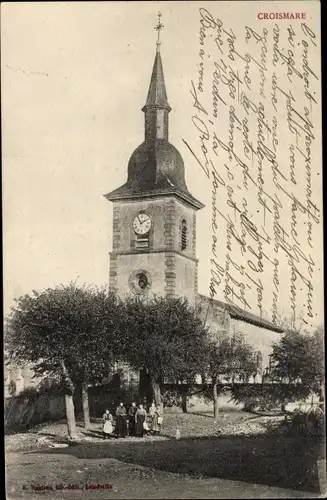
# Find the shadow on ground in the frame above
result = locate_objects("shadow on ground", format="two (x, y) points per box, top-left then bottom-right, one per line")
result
(32, 433), (322, 493)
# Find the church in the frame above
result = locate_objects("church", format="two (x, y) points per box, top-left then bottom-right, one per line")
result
(4, 18), (283, 400)
(104, 18), (283, 389)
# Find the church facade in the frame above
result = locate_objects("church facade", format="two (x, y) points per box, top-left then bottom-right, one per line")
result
(105, 31), (283, 380)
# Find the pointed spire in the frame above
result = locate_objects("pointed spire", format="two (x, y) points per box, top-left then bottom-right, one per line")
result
(143, 50), (171, 110)
(142, 13), (171, 140)
(104, 13), (205, 211)
(142, 12), (171, 111)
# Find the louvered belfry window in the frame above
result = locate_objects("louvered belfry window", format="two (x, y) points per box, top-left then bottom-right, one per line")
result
(181, 219), (187, 251)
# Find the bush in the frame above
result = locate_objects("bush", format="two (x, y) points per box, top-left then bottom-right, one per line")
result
(230, 384), (312, 412)
(162, 389), (183, 408)
(282, 406), (324, 437)
(16, 387), (39, 401)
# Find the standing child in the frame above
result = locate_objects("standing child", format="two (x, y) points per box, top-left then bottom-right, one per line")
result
(102, 409), (113, 439)
(151, 406), (163, 435)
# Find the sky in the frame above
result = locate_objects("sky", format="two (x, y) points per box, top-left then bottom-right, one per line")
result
(2, 1), (323, 330)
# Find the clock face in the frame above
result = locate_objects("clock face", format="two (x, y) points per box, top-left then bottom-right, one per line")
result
(133, 213), (152, 235)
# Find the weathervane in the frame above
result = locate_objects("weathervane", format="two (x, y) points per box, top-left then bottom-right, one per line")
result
(154, 12), (164, 50)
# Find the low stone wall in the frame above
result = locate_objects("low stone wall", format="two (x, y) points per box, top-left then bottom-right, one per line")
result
(4, 390), (241, 432)
(4, 381), (139, 433)
(5, 383), (321, 433)
(164, 391), (243, 414)
(5, 393), (66, 433)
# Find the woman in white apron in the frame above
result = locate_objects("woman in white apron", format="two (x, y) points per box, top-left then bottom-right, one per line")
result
(102, 409), (113, 439)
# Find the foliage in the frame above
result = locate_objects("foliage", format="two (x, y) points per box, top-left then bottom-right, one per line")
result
(121, 296), (208, 387)
(284, 406), (325, 437)
(14, 386), (40, 401)
(270, 326), (324, 394)
(191, 385), (228, 405)
(5, 283), (123, 392)
(162, 389), (183, 408)
(230, 326), (324, 412)
(202, 332), (258, 383)
(36, 376), (70, 396)
(230, 384), (311, 412)
(7, 378), (74, 404)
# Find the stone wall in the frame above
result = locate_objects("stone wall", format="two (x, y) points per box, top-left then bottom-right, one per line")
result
(4, 373), (140, 433)
(195, 294), (283, 382)
(5, 381), (319, 433)
(164, 390), (243, 414)
(229, 318), (282, 376)
(4, 387), (242, 432)
(5, 393), (66, 433)
(195, 295), (230, 338)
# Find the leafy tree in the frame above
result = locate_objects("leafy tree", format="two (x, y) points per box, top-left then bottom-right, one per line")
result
(5, 283), (122, 438)
(120, 296), (208, 412)
(270, 325), (324, 403)
(202, 332), (257, 420)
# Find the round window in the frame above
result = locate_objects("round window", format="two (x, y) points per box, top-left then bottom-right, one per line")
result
(138, 274), (148, 289)
(129, 270), (152, 295)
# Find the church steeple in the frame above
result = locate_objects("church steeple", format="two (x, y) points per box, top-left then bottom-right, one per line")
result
(142, 13), (171, 141)
(105, 13), (204, 211)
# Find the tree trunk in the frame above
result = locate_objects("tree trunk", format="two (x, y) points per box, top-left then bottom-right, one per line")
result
(65, 393), (77, 439)
(151, 378), (163, 413)
(81, 382), (91, 428)
(139, 368), (152, 405)
(60, 359), (77, 439)
(182, 393), (188, 413)
(319, 379), (325, 410)
(213, 379), (219, 421)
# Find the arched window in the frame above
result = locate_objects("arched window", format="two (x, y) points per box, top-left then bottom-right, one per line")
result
(181, 219), (188, 251)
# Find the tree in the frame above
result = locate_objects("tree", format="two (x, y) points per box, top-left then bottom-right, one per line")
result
(5, 283), (122, 438)
(120, 296), (207, 412)
(202, 332), (257, 420)
(270, 325), (324, 403)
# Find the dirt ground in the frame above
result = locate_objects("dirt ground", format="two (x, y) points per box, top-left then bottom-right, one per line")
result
(5, 412), (324, 499)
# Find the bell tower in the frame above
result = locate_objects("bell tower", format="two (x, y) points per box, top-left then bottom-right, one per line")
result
(105, 14), (204, 306)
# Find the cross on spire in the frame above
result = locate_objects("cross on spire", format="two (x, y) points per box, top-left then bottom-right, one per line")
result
(154, 12), (164, 51)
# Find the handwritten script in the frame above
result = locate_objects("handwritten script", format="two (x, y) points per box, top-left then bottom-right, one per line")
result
(184, 7), (321, 327)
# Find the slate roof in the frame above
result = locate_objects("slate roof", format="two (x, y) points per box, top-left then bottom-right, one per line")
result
(196, 294), (284, 333)
(105, 139), (204, 209)
(142, 50), (171, 111)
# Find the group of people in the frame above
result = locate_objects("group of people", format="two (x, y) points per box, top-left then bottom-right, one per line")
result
(102, 402), (163, 439)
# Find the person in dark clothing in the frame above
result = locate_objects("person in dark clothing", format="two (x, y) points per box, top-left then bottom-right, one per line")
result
(135, 404), (147, 437)
(128, 402), (137, 436)
(115, 402), (127, 438)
